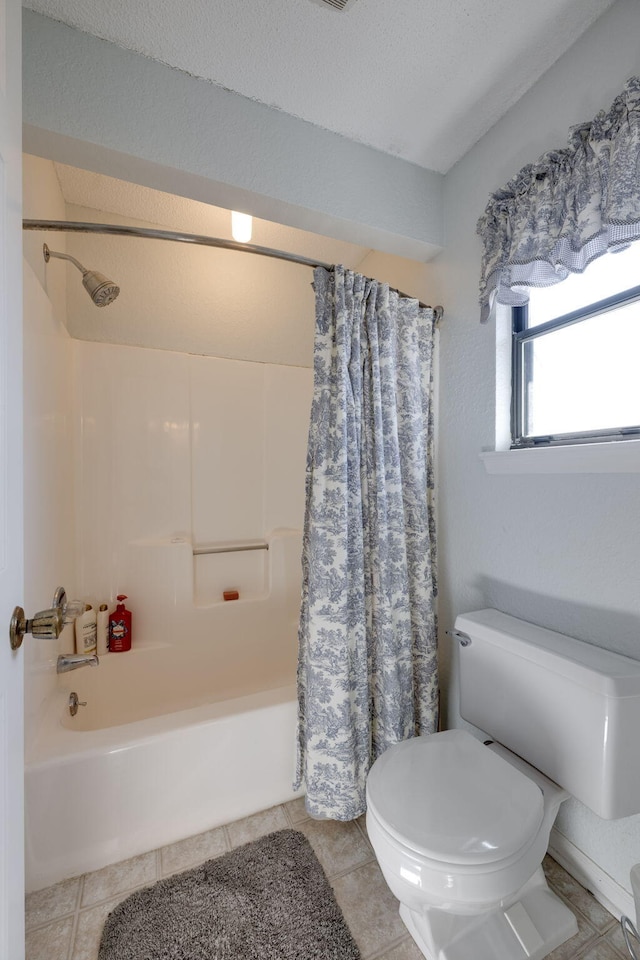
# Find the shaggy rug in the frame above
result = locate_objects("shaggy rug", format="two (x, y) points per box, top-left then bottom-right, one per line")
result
(98, 828), (362, 960)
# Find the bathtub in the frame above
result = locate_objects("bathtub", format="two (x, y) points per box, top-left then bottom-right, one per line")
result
(25, 635), (301, 892)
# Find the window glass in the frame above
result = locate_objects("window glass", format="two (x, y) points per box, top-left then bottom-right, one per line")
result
(524, 301), (640, 438)
(512, 239), (640, 447)
(526, 242), (640, 328)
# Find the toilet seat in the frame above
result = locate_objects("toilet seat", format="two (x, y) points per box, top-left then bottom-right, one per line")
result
(366, 730), (544, 866)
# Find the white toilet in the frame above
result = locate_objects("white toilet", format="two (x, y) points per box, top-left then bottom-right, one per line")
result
(366, 609), (640, 960)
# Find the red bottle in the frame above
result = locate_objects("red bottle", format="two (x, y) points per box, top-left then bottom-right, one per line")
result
(109, 595), (132, 652)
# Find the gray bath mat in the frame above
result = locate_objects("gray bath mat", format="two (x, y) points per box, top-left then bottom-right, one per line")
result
(98, 828), (362, 960)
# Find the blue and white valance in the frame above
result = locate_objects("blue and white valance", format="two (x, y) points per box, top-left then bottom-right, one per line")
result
(477, 77), (640, 323)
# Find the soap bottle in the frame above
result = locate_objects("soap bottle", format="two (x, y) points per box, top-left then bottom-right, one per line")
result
(109, 595), (132, 653)
(75, 604), (97, 655)
(97, 604), (109, 655)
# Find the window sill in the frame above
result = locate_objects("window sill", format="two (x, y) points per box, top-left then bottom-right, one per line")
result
(480, 439), (640, 474)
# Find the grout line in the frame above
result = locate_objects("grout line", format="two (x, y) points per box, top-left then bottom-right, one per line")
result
(573, 934), (613, 960)
(545, 885), (603, 959)
(363, 932), (413, 960)
(73, 866), (163, 915)
(75, 876), (84, 912)
(599, 935), (631, 960)
(66, 905), (80, 960)
(549, 878), (616, 934)
(352, 815), (374, 853)
(282, 803), (294, 828)
(599, 928), (631, 960)
(327, 854), (377, 884)
(353, 815), (367, 836)
(222, 823), (232, 851)
(552, 886), (602, 930)
(25, 875), (86, 934)
(25, 910), (77, 933)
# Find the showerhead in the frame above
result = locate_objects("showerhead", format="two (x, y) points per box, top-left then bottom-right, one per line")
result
(43, 243), (120, 307)
(81, 270), (120, 307)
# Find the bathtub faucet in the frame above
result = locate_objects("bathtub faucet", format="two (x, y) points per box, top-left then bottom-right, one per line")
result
(56, 653), (99, 674)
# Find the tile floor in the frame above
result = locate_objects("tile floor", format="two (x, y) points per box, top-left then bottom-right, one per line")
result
(26, 799), (630, 960)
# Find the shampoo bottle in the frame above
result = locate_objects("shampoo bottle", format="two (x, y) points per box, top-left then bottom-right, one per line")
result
(97, 604), (109, 655)
(75, 604), (97, 655)
(109, 595), (132, 653)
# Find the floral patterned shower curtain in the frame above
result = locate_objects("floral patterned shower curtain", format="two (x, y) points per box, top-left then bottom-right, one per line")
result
(295, 265), (438, 820)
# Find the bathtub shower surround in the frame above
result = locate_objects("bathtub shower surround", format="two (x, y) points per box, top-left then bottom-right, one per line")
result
(24, 340), (312, 891)
(296, 266), (438, 820)
(73, 341), (312, 632)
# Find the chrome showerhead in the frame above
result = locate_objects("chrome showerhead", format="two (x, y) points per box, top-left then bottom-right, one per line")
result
(81, 270), (120, 307)
(43, 243), (120, 307)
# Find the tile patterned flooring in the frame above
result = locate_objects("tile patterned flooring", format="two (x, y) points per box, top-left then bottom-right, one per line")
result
(26, 799), (630, 960)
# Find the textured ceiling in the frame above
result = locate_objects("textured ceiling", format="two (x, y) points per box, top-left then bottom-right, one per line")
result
(23, 0), (616, 173)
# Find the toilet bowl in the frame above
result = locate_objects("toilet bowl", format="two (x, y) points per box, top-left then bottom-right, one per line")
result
(366, 729), (577, 960)
(365, 609), (640, 960)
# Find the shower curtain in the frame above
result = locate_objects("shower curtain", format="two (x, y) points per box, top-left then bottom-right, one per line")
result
(295, 265), (438, 820)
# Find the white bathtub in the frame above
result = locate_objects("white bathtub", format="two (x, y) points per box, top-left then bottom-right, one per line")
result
(25, 638), (300, 892)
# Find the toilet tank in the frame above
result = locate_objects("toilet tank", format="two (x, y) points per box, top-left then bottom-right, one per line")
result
(455, 609), (640, 820)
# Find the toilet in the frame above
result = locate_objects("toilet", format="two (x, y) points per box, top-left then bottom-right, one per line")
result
(366, 609), (640, 960)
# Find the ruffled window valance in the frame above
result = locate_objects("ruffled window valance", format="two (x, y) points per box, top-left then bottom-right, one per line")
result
(476, 77), (640, 323)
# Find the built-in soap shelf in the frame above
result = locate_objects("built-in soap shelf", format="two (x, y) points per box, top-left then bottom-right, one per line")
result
(193, 529), (302, 609)
(129, 530), (302, 610)
(193, 538), (269, 607)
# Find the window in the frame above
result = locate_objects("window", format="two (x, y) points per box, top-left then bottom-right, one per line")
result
(511, 242), (640, 448)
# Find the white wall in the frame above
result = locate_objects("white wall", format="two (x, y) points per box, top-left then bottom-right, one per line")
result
(438, 0), (640, 900)
(22, 158), (76, 753)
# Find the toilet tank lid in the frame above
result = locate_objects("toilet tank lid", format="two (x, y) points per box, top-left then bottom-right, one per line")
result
(455, 609), (640, 699)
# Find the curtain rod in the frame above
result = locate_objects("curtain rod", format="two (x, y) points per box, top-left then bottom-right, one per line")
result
(22, 219), (443, 323)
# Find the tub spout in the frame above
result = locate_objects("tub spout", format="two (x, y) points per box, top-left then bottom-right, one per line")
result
(57, 654), (99, 674)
